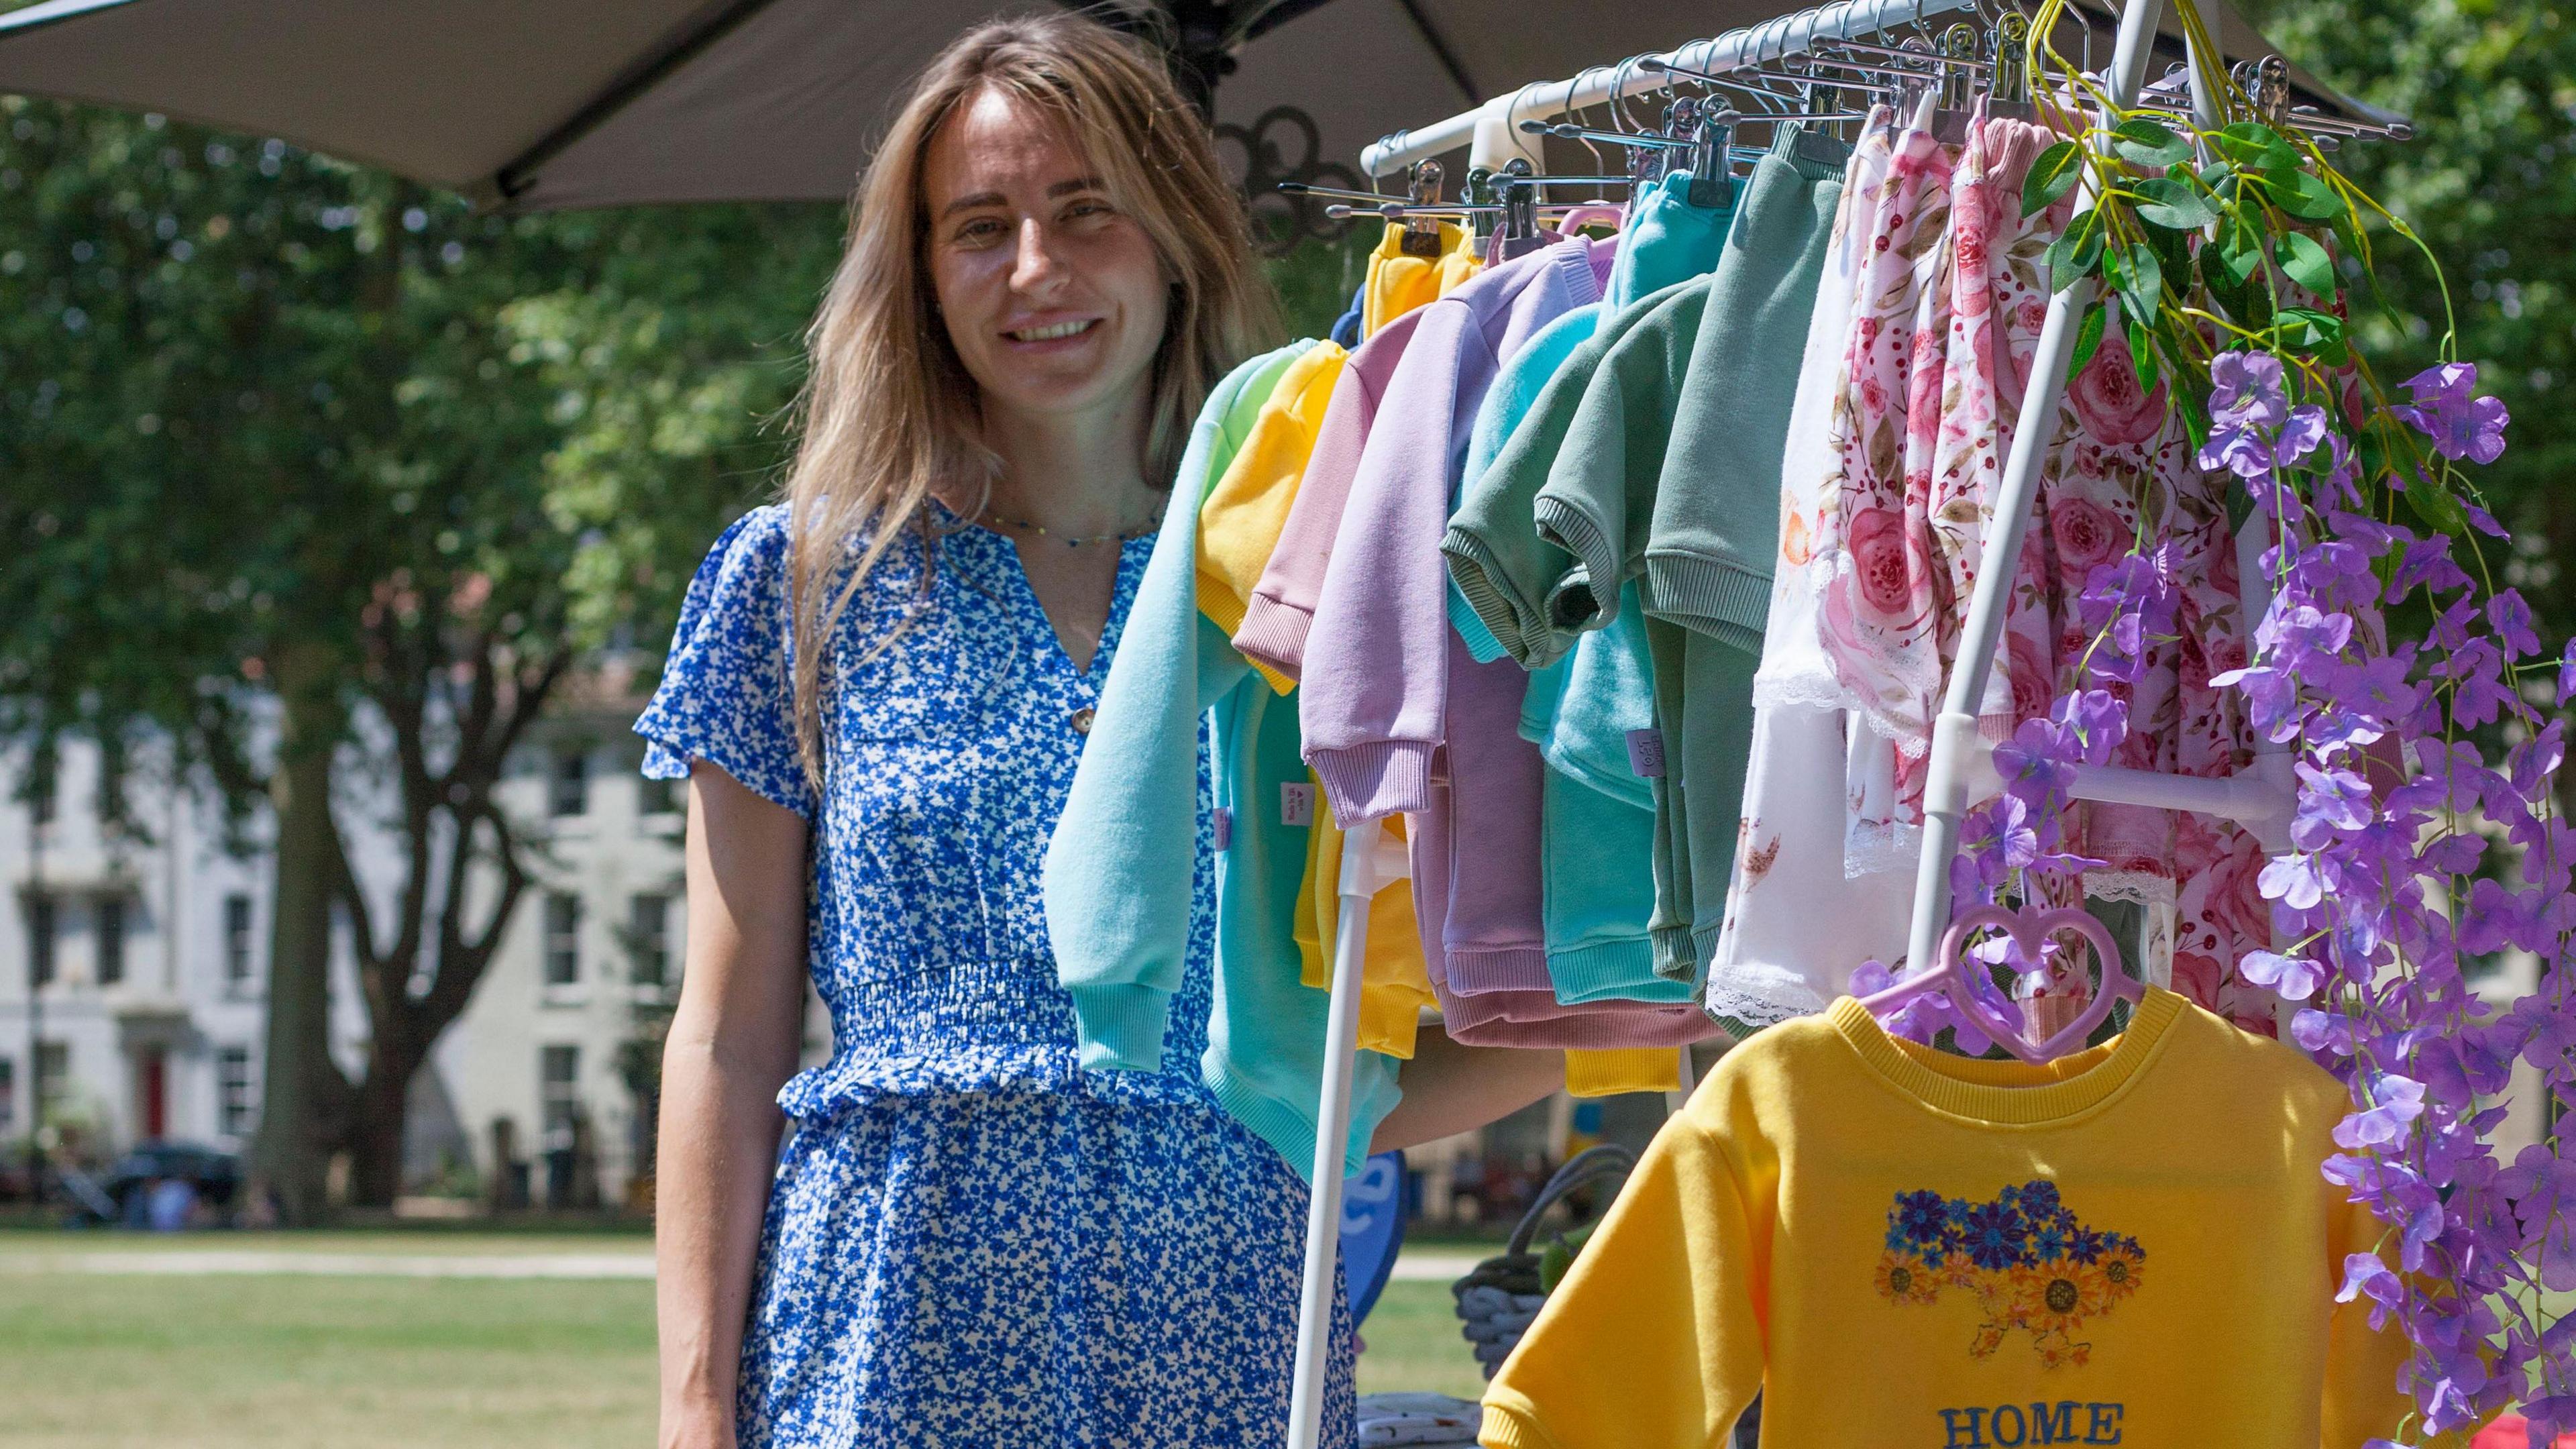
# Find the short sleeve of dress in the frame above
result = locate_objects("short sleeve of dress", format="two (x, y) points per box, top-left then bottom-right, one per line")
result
(633, 506), (817, 819)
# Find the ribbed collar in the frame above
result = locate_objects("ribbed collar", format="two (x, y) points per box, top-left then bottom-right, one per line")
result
(1827, 987), (2187, 1128)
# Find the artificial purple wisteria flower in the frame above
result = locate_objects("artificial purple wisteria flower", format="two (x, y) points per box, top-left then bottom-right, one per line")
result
(2393, 362), (2510, 464)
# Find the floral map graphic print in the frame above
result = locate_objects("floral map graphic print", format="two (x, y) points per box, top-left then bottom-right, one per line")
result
(1873, 1179), (2146, 1368)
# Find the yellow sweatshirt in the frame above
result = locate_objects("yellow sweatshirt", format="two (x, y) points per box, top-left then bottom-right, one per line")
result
(1199, 341), (1348, 692)
(1364, 221), (1480, 337)
(1482, 989), (2412, 1449)
(1292, 802), (1436, 1059)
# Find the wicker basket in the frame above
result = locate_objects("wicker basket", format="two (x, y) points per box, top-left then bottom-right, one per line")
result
(1448, 1144), (1635, 1379)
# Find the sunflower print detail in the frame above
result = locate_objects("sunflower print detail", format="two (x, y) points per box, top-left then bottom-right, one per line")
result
(1872, 1179), (2145, 1368)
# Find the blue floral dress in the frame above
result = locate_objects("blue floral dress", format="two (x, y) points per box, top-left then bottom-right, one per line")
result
(636, 504), (1354, 1448)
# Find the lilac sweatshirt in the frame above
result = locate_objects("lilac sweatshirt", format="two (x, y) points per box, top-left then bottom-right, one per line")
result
(1231, 307), (1426, 684)
(1302, 239), (1609, 822)
(1302, 237), (1714, 1050)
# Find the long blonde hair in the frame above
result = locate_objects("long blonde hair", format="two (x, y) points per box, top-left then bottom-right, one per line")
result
(784, 12), (1276, 784)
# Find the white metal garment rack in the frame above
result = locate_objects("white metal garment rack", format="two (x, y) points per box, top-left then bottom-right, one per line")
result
(1287, 1), (2280, 1444)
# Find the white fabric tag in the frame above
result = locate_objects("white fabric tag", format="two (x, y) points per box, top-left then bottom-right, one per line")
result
(1280, 782), (1316, 828)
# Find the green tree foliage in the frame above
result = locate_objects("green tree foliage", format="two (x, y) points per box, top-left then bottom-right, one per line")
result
(0, 97), (841, 1214)
(2254, 0), (2576, 634)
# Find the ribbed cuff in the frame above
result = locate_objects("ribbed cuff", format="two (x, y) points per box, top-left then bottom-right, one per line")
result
(1229, 594), (1311, 684)
(1651, 925), (1701, 983)
(1440, 525), (1538, 665)
(1308, 739), (1436, 825)
(1442, 943), (1552, 1000)
(1531, 494), (1623, 643)
(1564, 1046), (1680, 1097)
(1548, 936), (1697, 1006)
(1445, 568), (1513, 665)
(1477, 1399), (1563, 1449)
(1069, 984), (1171, 1072)
(1641, 551), (1770, 655)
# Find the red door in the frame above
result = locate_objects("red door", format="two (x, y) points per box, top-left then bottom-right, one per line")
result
(137, 1047), (166, 1140)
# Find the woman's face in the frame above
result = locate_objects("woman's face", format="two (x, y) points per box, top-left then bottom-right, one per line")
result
(920, 88), (1171, 429)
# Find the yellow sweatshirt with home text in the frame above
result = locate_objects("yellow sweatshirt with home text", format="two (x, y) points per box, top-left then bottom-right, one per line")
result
(1482, 989), (2412, 1449)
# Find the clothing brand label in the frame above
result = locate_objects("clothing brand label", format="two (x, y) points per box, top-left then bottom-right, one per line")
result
(1626, 729), (1667, 778)
(1280, 783), (1316, 828)
(1212, 806), (1232, 851)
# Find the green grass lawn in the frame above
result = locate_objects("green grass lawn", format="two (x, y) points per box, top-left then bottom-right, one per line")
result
(0, 1269), (660, 1448)
(0, 1232), (1487, 1444)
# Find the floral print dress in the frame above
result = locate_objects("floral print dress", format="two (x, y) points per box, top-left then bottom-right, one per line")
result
(1808, 113), (2273, 1030)
(635, 504), (1354, 1448)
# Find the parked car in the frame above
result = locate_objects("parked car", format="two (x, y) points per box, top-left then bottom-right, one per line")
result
(64, 1140), (241, 1226)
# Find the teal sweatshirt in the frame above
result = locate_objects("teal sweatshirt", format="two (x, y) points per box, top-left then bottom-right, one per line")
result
(1046, 341), (1401, 1181)
(1451, 170), (1737, 1005)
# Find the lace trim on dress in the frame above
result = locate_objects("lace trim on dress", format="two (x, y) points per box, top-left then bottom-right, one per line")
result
(1702, 964), (1832, 1034)
(2081, 869), (2177, 909)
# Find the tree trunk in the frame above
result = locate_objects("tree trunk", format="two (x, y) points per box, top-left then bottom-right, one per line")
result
(345, 1049), (415, 1209)
(250, 650), (345, 1226)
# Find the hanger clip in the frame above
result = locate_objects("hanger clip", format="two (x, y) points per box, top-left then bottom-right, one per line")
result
(1401, 160), (1446, 256)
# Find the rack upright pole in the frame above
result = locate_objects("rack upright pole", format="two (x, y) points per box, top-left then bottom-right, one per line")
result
(1900, 0), (2176, 979)
(1285, 819), (1403, 1449)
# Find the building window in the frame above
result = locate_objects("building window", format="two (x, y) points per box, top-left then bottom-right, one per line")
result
(34, 1041), (67, 1116)
(539, 1044), (580, 1146)
(216, 1046), (254, 1138)
(95, 896), (125, 987)
(629, 894), (671, 989)
(22, 753), (55, 827)
(637, 773), (679, 818)
(543, 893), (581, 987)
(223, 894), (255, 989)
(548, 748), (588, 818)
(26, 894), (55, 988)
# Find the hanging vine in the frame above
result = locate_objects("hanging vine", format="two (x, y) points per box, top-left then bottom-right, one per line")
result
(1909, 0), (2567, 1436)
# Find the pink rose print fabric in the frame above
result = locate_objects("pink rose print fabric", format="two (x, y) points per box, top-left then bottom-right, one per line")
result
(1802, 114), (2272, 1032)
(1944, 117), (2270, 1034)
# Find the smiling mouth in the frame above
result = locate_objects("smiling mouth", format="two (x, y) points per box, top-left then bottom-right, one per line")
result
(1005, 319), (1099, 342)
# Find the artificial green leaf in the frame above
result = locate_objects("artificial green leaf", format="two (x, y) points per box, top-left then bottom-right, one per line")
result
(2223, 476), (2259, 531)
(2127, 315), (2159, 393)
(2143, 220), (2194, 301)
(2174, 378), (2211, 453)
(2277, 230), (2339, 297)
(2111, 117), (2193, 169)
(2275, 305), (2347, 359)
(2214, 121), (2301, 173)
(2267, 169), (2347, 222)
(2403, 474), (2470, 539)
(2109, 239), (2164, 323)
(2131, 177), (2218, 230)
(2065, 301), (2108, 380)
(2043, 207), (2105, 292)
(2209, 213), (2265, 288)
(2023, 141), (2085, 217)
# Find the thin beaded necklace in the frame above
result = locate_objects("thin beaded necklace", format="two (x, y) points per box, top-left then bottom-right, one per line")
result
(980, 509), (1155, 549)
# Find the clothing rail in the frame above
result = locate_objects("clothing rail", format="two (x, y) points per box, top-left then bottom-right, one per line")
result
(1291, 3), (2280, 1446)
(1355, 0), (1976, 177)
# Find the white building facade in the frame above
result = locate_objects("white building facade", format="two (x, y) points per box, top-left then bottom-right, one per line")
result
(0, 705), (715, 1208)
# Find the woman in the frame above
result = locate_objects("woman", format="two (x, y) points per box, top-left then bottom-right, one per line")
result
(643, 15), (1562, 1447)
